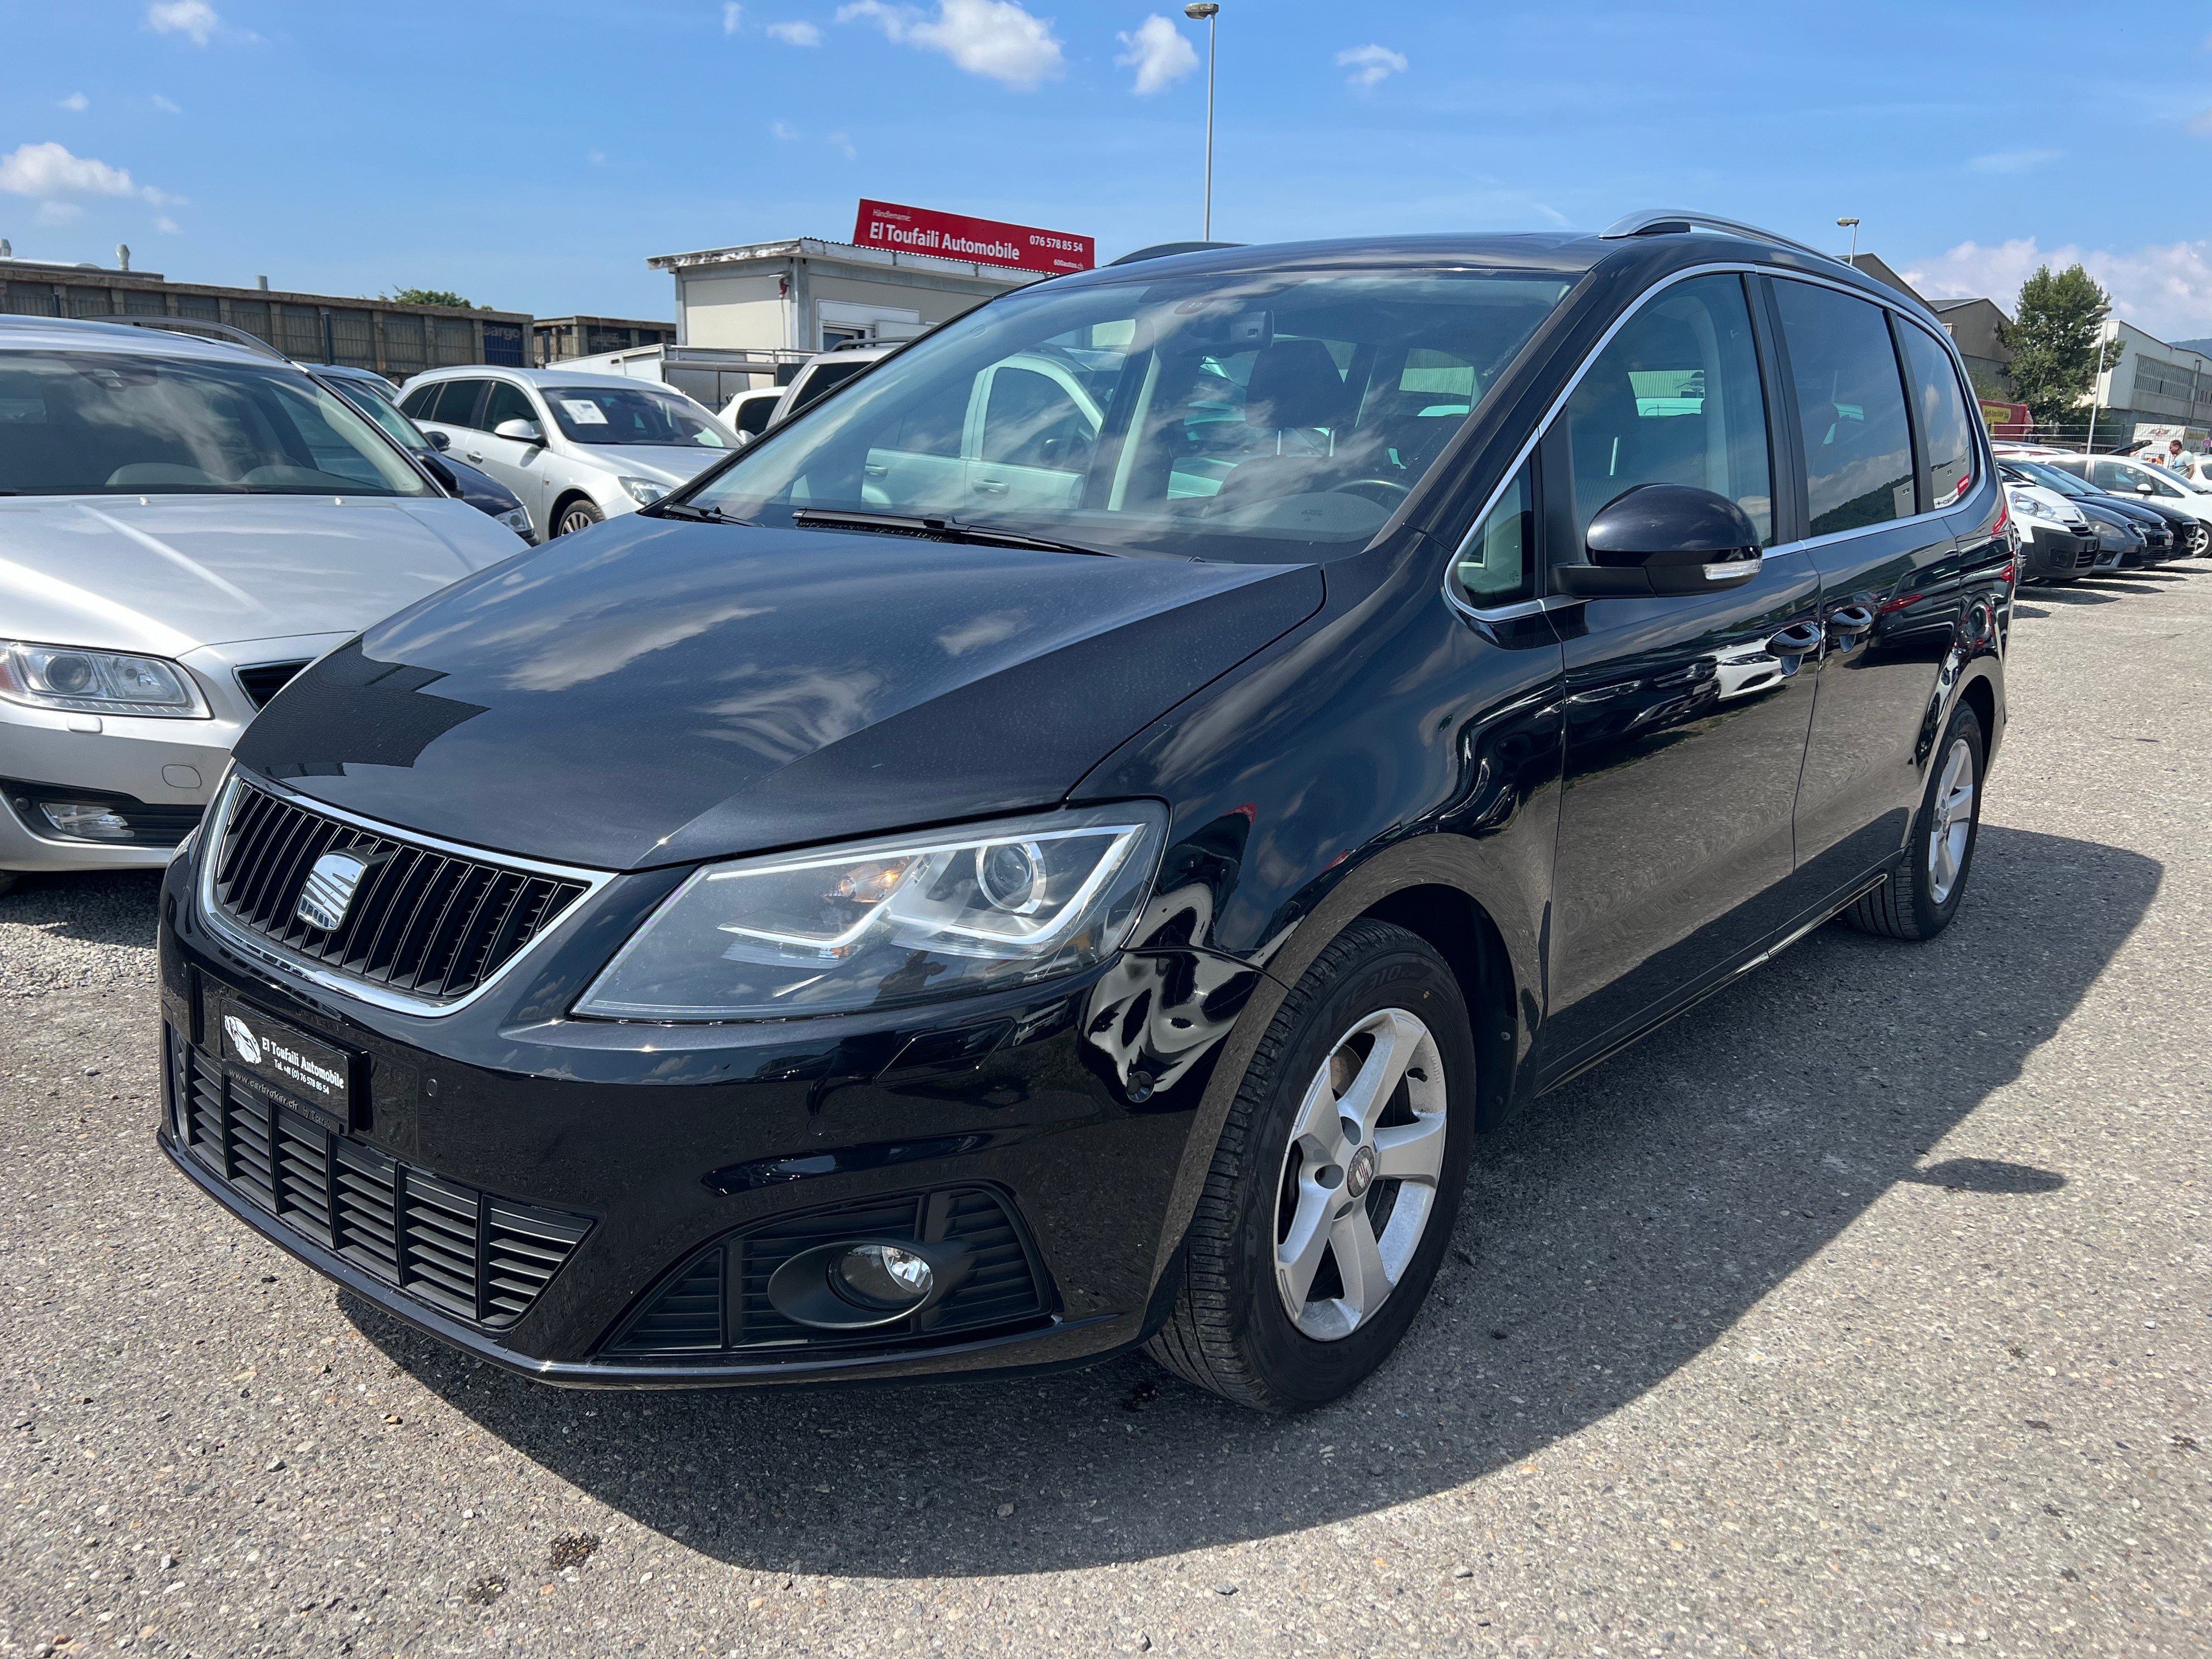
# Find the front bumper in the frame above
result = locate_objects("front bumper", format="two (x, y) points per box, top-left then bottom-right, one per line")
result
(0, 706), (232, 872)
(2018, 523), (2098, 582)
(156, 821), (1245, 1388)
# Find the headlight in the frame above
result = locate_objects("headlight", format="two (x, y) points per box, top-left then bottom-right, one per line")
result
(577, 803), (1168, 1021)
(496, 506), (534, 539)
(619, 476), (667, 506)
(0, 640), (208, 718)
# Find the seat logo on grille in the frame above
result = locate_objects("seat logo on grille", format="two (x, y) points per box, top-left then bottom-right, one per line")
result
(296, 852), (369, 932)
(221, 1014), (263, 1065)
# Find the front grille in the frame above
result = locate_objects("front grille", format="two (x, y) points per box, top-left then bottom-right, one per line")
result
(4, 778), (204, 849)
(236, 661), (312, 709)
(2074, 544), (2098, 569)
(603, 1187), (1048, 1361)
(210, 778), (588, 1002)
(166, 1024), (590, 1327)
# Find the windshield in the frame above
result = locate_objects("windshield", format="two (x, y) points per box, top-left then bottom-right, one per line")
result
(2012, 461), (2092, 498)
(543, 384), (736, 449)
(687, 267), (1576, 561)
(0, 351), (432, 497)
(325, 375), (432, 452)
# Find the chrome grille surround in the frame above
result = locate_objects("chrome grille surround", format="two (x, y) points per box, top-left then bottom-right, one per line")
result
(196, 769), (614, 1018)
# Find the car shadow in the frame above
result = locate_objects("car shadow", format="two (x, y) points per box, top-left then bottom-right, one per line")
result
(2032, 584), (2124, 604)
(0, 868), (163, 948)
(351, 825), (2156, 1578)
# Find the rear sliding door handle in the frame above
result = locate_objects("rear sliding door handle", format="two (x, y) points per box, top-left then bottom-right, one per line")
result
(1765, 622), (1823, 657)
(1827, 603), (1876, 639)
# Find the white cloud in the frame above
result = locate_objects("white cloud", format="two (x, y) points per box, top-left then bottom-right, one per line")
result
(836, 0), (1064, 89)
(145, 0), (219, 43)
(58, 92), (89, 112)
(35, 201), (82, 226)
(151, 94), (182, 113)
(1336, 43), (1407, 90)
(1903, 237), (2212, 342)
(1967, 148), (2061, 174)
(767, 19), (821, 43)
(1115, 15), (1197, 95)
(769, 120), (800, 139)
(723, 2), (743, 32)
(154, 215), (181, 233)
(826, 129), (856, 159)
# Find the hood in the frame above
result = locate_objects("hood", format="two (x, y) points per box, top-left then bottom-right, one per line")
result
(234, 516), (1323, 870)
(0, 494), (524, 656)
(585, 446), (728, 487)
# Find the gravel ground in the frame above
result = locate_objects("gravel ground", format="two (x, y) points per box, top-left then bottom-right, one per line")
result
(2, 568), (2206, 1659)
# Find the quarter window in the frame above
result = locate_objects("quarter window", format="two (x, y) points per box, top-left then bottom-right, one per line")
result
(1453, 461), (1536, 608)
(1555, 273), (1775, 549)
(1900, 324), (1977, 509)
(1774, 281), (1916, 537)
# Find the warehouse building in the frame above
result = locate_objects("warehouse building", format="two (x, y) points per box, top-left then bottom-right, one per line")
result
(0, 253), (529, 379)
(533, 314), (675, 366)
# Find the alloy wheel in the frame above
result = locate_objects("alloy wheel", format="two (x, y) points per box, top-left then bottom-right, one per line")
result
(557, 506), (600, 536)
(1926, 736), (1976, 906)
(1272, 1007), (1447, 1341)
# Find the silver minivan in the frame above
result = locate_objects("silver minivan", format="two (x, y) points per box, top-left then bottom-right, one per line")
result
(397, 366), (741, 539)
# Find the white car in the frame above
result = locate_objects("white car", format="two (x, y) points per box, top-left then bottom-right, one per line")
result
(718, 342), (905, 442)
(2044, 453), (2212, 556)
(0, 318), (531, 891)
(398, 366), (740, 539)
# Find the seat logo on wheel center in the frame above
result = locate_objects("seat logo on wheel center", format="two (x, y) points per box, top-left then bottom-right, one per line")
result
(1344, 1143), (1377, 1199)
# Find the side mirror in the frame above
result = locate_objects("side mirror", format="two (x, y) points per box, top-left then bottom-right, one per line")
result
(1552, 484), (1764, 599)
(2137, 483), (2156, 494)
(425, 428), (451, 452)
(493, 417), (543, 445)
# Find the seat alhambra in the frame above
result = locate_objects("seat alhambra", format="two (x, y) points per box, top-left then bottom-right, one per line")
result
(159, 213), (2011, 1410)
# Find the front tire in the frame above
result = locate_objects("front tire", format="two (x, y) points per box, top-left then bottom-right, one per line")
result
(1146, 918), (1475, 1412)
(1842, 702), (1985, 940)
(552, 496), (604, 537)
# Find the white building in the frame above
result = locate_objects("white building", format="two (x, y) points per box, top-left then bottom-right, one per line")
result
(2088, 319), (2212, 447)
(649, 235), (1034, 358)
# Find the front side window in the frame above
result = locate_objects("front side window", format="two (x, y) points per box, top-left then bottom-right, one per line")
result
(0, 351), (432, 497)
(1899, 323), (1976, 508)
(1774, 280), (1916, 537)
(481, 380), (537, 432)
(1554, 272), (1774, 548)
(544, 385), (733, 449)
(688, 268), (1574, 563)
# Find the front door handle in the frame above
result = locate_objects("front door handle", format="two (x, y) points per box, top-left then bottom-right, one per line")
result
(1765, 622), (1823, 658)
(972, 478), (1009, 495)
(1827, 603), (1876, 639)
(466, 451), (484, 463)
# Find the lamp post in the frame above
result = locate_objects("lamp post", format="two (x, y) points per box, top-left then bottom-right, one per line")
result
(1836, 217), (1860, 266)
(1186, 3), (1220, 239)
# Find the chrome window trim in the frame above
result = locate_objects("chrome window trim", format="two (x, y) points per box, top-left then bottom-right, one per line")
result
(1444, 261), (1993, 625)
(194, 768), (617, 1019)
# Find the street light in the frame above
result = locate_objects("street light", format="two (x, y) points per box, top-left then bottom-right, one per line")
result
(1836, 216), (1861, 265)
(1186, 2), (1220, 239)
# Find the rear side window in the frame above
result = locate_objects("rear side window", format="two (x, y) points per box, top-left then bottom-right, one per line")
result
(420, 379), (488, 430)
(1773, 281), (1915, 537)
(1555, 272), (1775, 547)
(1900, 323), (1977, 509)
(732, 394), (776, 437)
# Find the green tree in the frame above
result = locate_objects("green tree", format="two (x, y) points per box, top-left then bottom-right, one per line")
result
(2004, 264), (2117, 431)
(380, 286), (477, 309)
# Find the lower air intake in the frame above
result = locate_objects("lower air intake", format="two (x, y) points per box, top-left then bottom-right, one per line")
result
(602, 1187), (1049, 1360)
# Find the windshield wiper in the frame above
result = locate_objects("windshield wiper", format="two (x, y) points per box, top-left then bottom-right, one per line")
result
(647, 500), (747, 524)
(789, 507), (1113, 556)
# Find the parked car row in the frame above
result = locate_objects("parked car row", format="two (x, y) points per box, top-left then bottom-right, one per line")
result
(1993, 441), (2212, 583)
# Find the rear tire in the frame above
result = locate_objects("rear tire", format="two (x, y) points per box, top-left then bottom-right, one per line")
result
(1842, 702), (1985, 941)
(1146, 918), (1475, 1412)
(552, 496), (603, 537)
(2186, 522), (2211, 558)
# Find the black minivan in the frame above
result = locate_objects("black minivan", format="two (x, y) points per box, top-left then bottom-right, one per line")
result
(157, 213), (2011, 1410)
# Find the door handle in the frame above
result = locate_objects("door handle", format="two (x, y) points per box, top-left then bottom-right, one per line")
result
(862, 464), (887, 478)
(466, 452), (484, 463)
(972, 478), (1009, 495)
(1826, 603), (1875, 639)
(1765, 622), (1823, 658)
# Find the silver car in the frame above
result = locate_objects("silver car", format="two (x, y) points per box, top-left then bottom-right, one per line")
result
(396, 366), (740, 540)
(0, 318), (531, 893)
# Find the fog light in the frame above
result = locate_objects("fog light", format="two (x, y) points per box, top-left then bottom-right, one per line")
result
(37, 800), (134, 840)
(830, 1244), (933, 1311)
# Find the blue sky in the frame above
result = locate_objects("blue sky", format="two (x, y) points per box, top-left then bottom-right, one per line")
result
(5, 1), (2210, 337)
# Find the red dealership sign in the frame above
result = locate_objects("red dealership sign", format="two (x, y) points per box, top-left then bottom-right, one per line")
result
(853, 199), (1094, 276)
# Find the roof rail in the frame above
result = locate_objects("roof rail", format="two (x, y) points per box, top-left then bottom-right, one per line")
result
(1598, 210), (1844, 267)
(1107, 240), (1246, 267)
(99, 313), (292, 362)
